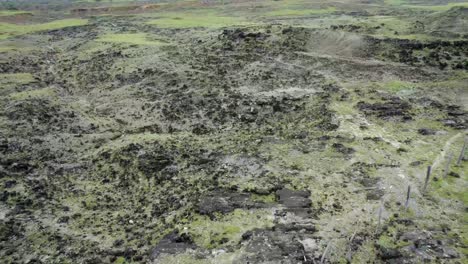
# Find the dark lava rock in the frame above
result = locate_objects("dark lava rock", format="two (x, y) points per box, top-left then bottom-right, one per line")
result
(275, 188), (311, 208)
(198, 196), (233, 215)
(149, 231), (196, 260)
(357, 97), (412, 120)
(57, 216), (69, 224)
(441, 118), (466, 129)
(274, 223), (316, 232)
(4, 180), (17, 188)
(332, 143), (355, 155)
(113, 239), (124, 247)
(366, 188), (385, 200)
(239, 228), (314, 263)
(418, 128), (436, 135)
(400, 231), (460, 260)
(446, 105), (465, 116)
(198, 191), (254, 216)
(378, 246), (402, 260)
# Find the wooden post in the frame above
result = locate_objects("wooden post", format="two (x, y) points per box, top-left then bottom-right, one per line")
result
(405, 186), (411, 209)
(378, 202), (383, 228)
(320, 242), (332, 264)
(423, 166), (431, 192)
(456, 140), (466, 166)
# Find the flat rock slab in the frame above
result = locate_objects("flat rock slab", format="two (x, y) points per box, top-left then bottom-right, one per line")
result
(149, 231), (196, 260)
(239, 228), (316, 263)
(275, 188), (311, 209)
(197, 191), (266, 216)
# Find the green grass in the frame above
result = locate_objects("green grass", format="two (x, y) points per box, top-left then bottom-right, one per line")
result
(79, 0), (147, 2)
(147, 11), (249, 28)
(182, 209), (273, 249)
(380, 80), (417, 94)
(0, 42), (36, 53)
(0, 45), (23, 52)
(403, 2), (468, 11)
(0, 19), (88, 40)
(0, 73), (35, 85)
(9, 87), (55, 100)
(384, 0), (406, 5)
(96, 33), (168, 46)
(113, 257), (126, 264)
(354, 16), (440, 40)
(265, 7), (336, 17)
(0, 10), (32, 16)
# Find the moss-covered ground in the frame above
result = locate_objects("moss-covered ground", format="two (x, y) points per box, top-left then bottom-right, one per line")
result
(0, 0), (467, 263)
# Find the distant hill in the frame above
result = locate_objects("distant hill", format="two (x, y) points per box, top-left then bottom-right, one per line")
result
(425, 6), (468, 36)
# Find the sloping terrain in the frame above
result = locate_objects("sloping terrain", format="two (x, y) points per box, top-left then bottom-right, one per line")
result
(0, 0), (467, 263)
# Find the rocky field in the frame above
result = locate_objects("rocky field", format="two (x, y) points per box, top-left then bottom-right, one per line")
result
(0, 0), (467, 263)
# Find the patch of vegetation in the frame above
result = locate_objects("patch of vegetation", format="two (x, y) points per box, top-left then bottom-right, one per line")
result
(431, 162), (468, 205)
(113, 256), (126, 264)
(182, 209), (274, 249)
(158, 253), (213, 264)
(0, 73), (35, 86)
(0, 10), (32, 16)
(251, 193), (276, 203)
(377, 234), (396, 249)
(96, 33), (168, 46)
(403, 3), (468, 11)
(265, 7), (336, 17)
(0, 45), (26, 53)
(147, 11), (249, 28)
(378, 80), (418, 96)
(0, 19), (88, 39)
(9, 87), (55, 100)
(385, 0), (406, 5)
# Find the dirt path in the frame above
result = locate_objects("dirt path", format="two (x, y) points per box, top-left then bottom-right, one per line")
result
(431, 132), (464, 171)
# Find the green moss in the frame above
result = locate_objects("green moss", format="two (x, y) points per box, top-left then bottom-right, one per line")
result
(432, 172), (468, 204)
(385, 0), (405, 5)
(82, 0), (142, 2)
(377, 234), (396, 248)
(9, 87), (55, 100)
(96, 33), (168, 46)
(381, 80), (416, 93)
(183, 209), (274, 249)
(0, 73), (38, 96)
(251, 193), (276, 204)
(351, 240), (377, 263)
(158, 254), (210, 264)
(94, 133), (181, 154)
(114, 257), (126, 264)
(330, 100), (357, 116)
(0, 19), (88, 39)
(265, 7), (336, 17)
(0, 45), (33, 53)
(403, 3), (468, 11)
(0, 10), (32, 16)
(0, 73), (35, 85)
(147, 12), (249, 28)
